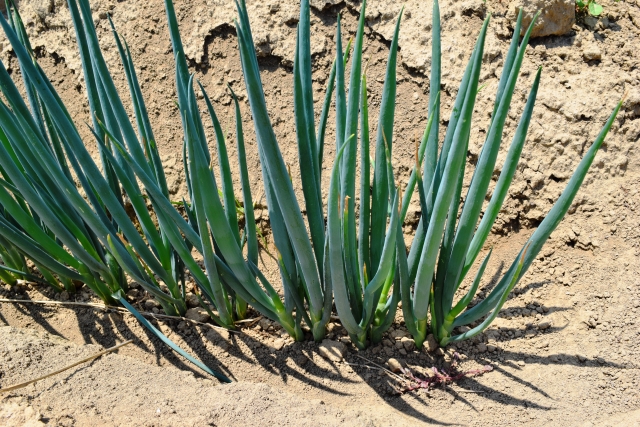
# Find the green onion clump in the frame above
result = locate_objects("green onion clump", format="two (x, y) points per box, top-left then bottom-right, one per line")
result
(398, 3), (622, 348)
(0, 0), (622, 361)
(0, 0), (237, 381)
(235, 0), (622, 349)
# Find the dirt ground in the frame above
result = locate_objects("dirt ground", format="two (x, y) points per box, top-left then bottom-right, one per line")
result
(1, 0), (640, 425)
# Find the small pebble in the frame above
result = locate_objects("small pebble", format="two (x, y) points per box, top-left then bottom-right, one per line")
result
(185, 308), (210, 323)
(387, 358), (403, 373)
(426, 334), (439, 353)
(537, 321), (552, 330)
(318, 339), (346, 362)
(401, 337), (415, 351)
(145, 299), (161, 309)
(271, 338), (285, 351)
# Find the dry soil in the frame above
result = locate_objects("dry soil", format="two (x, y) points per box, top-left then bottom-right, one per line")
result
(1, 0), (640, 425)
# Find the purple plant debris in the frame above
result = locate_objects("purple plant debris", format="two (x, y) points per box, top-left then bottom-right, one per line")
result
(396, 352), (492, 394)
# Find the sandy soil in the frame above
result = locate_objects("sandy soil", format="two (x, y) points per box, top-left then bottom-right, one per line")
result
(1, 0), (640, 425)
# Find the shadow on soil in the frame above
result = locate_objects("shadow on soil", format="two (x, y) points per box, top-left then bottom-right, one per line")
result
(0, 292), (628, 425)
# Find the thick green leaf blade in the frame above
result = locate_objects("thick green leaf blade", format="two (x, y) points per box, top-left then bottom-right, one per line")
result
(455, 97), (622, 327)
(317, 38), (352, 174)
(440, 13), (539, 312)
(298, 0), (319, 185)
(228, 86), (258, 267)
(197, 81), (240, 244)
(116, 293), (231, 383)
(412, 17), (490, 323)
(234, 2), (324, 318)
(358, 74), (371, 281)
(328, 139), (362, 336)
(462, 67), (541, 279)
(293, 26), (325, 272)
(425, 0), (440, 190)
(0, 216), (84, 281)
(370, 10), (402, 275)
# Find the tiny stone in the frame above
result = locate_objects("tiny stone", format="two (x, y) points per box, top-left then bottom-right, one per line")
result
(582, 44), (602, 61)
(59, 291), (69, 301)
(271, 338), (285, 351)
(390, 329), (407, 339)
(399, 349), (408, 356)
(583, 15), (598, 30)
(476, 343), (488, 353)
(145, 299), (161, 309)
(517, 360), (525, 366)
(185, 307), (210, 323)
(318, 339), (347, 362)
(401, 337), (415, 351)
(537, 321), (552, 330)
(185, 292), (200, 308)
(387, 358), (404, 373)
(426, 334), (438, 353)
(486, 344), (497, 352)
(382, 339), (393, 347)
(259, 318), (272, 330)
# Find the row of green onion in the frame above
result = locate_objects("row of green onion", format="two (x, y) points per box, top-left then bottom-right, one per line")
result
(0, 0), (621, 380)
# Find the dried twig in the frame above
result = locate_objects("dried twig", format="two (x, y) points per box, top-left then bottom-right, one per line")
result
(354, 354), (408, 383)
(237, 316), (263, 328)
(0, 340), (133, 393)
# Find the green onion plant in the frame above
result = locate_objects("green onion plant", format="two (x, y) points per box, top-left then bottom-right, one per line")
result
(0, 0), (622, 362)
(101, 0), (311, 337)
(400, 2), (622, 348)
(0, 0), (230, 381)
(234, 0), (406, 346)
(234, 0), (622, 349)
